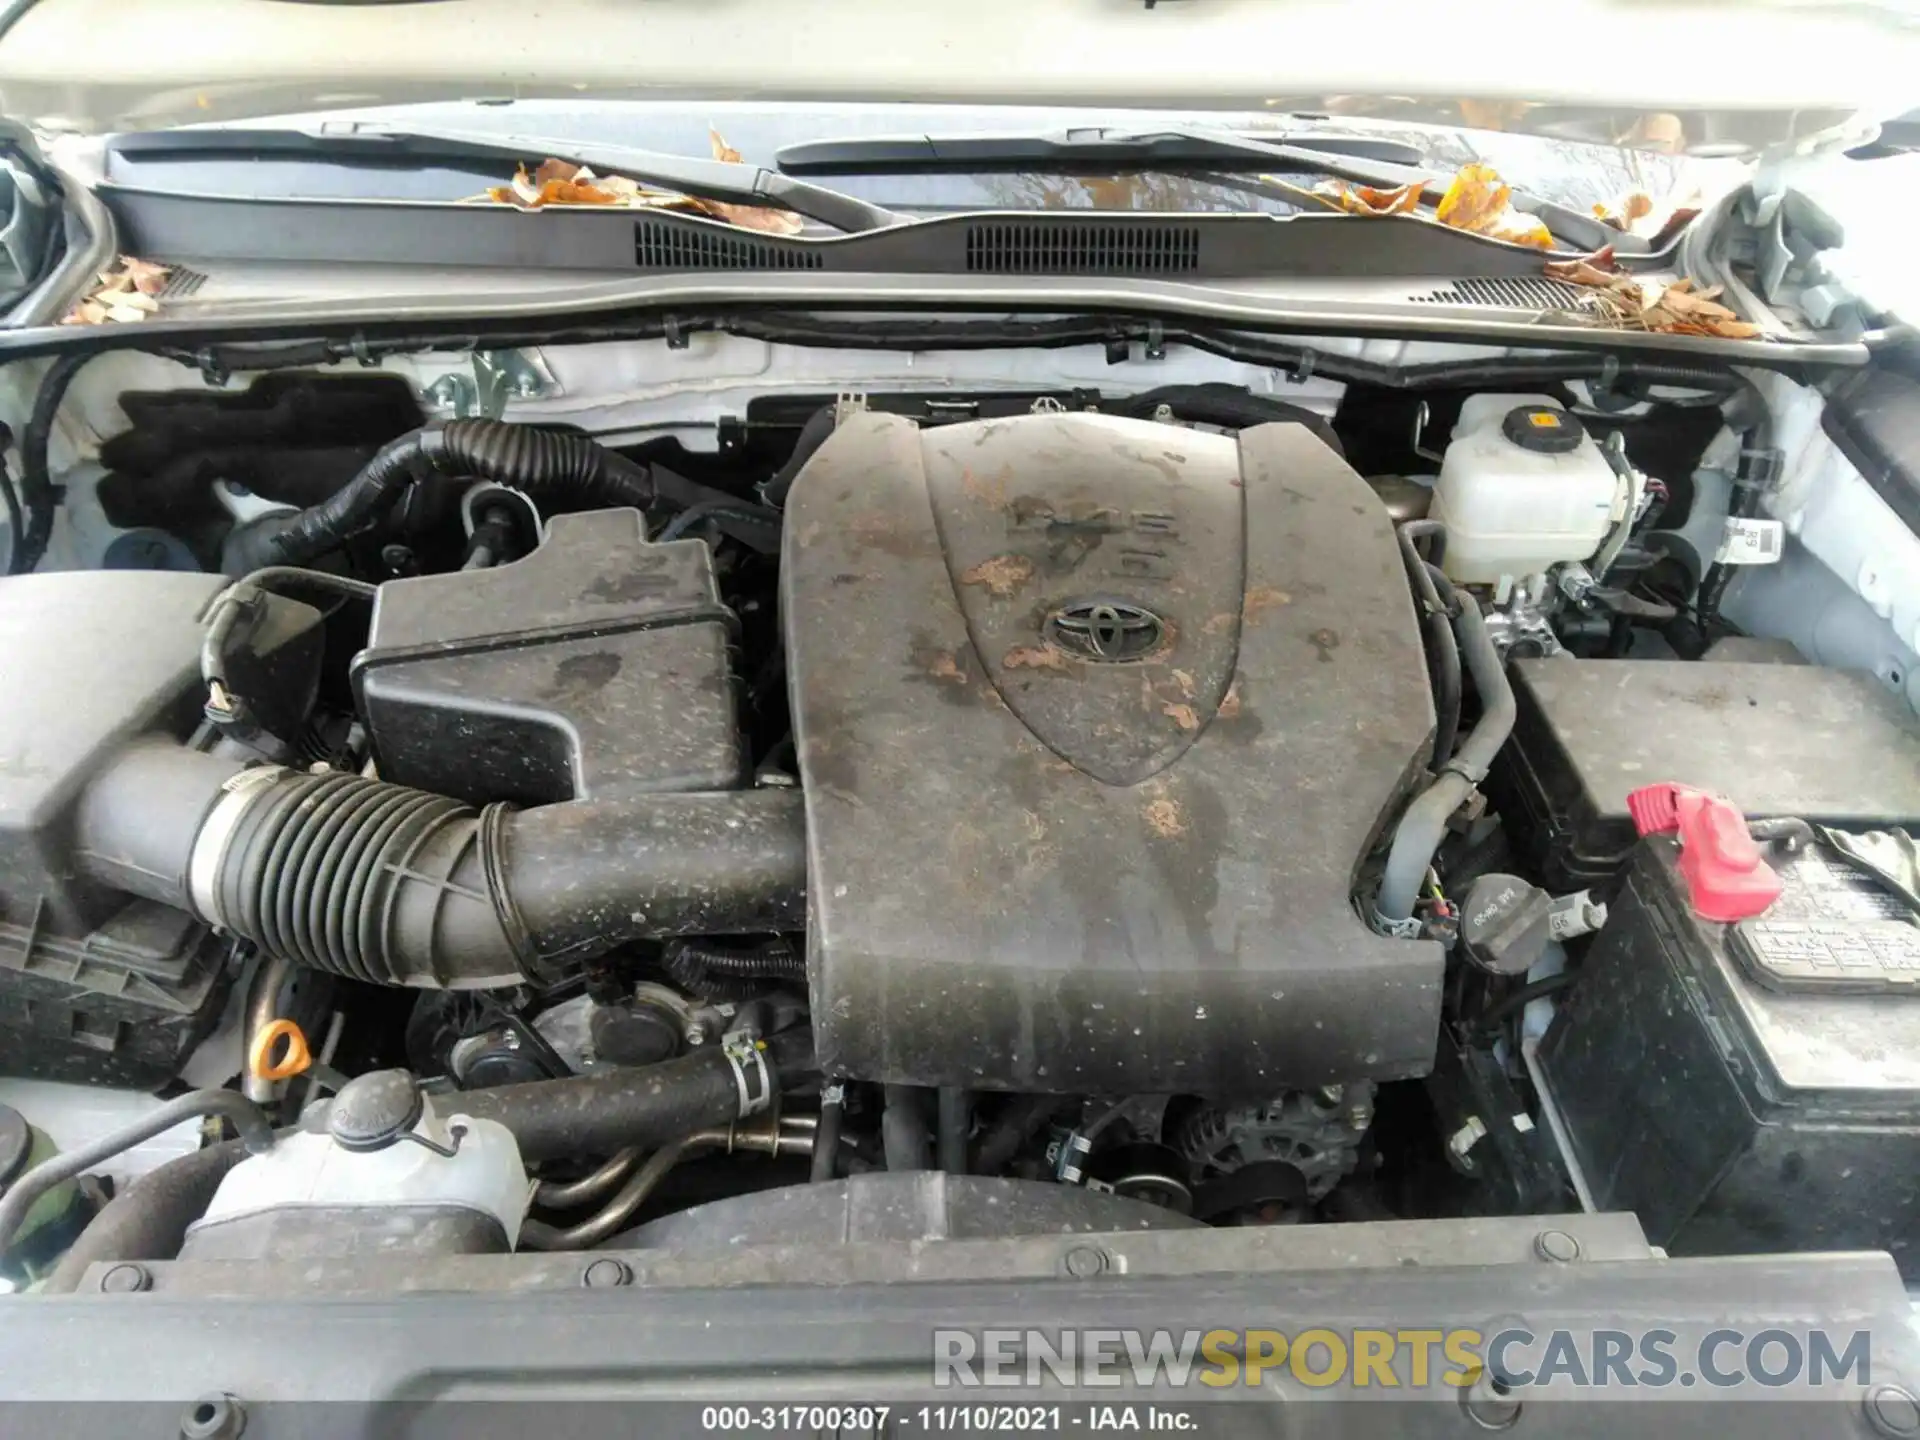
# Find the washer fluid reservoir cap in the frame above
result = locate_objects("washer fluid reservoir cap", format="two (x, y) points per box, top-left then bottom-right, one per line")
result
(1502, 405), (1585, 455)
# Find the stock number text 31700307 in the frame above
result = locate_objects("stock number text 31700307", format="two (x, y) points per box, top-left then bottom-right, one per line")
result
(703, 1406), (1074, 1432)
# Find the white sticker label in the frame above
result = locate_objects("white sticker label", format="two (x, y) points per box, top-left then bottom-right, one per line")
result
(1716, 516), (1785, 566)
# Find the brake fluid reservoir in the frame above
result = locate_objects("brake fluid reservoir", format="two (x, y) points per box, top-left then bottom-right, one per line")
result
(1430, 395), (1620, 585)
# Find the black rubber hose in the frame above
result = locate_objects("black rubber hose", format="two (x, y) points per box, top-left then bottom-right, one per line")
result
(810, 1084), (844, 1183)
(1471, 972), (1576, 1036)
(757, 406), (838, 508)
(455, 1029), (814, 1163)
(663, 936), (805, 1002)
(42, 1142), (248, 1294)
(1397, 522), (1461, 770)
(0, 433), (23, 575)
(269, 420), (655, 564)
(657, 500), (782, 544)
(937, 1087), (970, 1176)
(970, 1093), (1066, 1175)
(76, 747), (808, 989)
(1113, 383), (1345, 458)
(11, 351), (88, 574)
(1376, 594), (1518, 923)
(882, 1085), (933, 1172)
(0, 1091), (274, 1257)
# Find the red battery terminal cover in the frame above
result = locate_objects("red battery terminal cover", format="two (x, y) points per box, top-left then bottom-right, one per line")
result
(1626, 782), (1782, 922)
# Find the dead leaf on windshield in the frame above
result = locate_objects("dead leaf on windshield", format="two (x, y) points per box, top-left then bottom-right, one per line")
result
(1317, 162), (1553, 250)
(61, 255), (172, 325)
(1314, 179), (1422, 216)
(471, 142), (804, 235)
(1542, 246), (1761, 339)
(1435, 162), (1553, 250)
(1593, 192), (1655, 231)
(1593, 187), (1701, 248)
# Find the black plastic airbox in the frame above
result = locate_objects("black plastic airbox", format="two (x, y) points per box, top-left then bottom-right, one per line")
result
(353, 509), (744, 806)
(782, 411), (1440, 1095)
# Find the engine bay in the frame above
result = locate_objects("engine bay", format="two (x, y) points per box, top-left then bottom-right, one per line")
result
(2, 346), (1917, 1291)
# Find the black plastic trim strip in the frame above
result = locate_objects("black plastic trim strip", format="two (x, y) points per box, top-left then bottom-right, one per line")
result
(99, 185), (1564, 280)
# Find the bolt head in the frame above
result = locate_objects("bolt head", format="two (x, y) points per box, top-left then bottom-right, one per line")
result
(1867, 1385), (1920, 1439)
(98, 1263), (150, 1293)
(582, 1258), (633, 1289)
(1460, 1370), (1522, 1431)
(179, 1393), (244, 1440)
(1533, 1229), (1581, 1263)
(1062, 1245), (1109, 1278)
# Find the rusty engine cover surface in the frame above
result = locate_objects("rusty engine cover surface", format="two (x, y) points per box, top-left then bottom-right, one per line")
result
(782, 411), (1440, 1094)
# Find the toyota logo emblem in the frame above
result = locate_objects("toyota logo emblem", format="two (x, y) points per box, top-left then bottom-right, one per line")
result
(1044, 598), (1167, 663)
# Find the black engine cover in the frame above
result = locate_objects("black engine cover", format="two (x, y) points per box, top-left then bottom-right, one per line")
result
(783, 411), (1439, 1094)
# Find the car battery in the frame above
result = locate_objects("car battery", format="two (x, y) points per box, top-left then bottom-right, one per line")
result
(1537, 833), (1920, 1277)
(1488, 659), (1920, 892)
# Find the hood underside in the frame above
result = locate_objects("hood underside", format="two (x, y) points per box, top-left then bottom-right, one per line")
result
(0, 0), (1910, 153)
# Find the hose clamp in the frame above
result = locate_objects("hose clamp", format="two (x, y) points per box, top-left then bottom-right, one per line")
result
(476, 802), (542, 976)
(722, 1036), (774, 1118)
(1372, 910), (1424, 940)
(187, 765), (286, 927)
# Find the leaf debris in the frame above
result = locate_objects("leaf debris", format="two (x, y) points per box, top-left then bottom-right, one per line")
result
(1542, 245), (1761, 339)
(474, 129), (802, 235)
(61, 256), (171, 325)
(1303, 162), (1550, 251)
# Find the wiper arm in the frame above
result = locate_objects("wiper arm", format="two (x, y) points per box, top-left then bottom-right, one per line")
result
(776, 124), (1432, 181)
(134, 122), (905, 234)
(777, 123), (1624, 253)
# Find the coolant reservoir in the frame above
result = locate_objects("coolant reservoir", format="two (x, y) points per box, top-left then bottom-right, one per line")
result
(182, 1072), (531, 1258)
(1430, 395), (1620, 585)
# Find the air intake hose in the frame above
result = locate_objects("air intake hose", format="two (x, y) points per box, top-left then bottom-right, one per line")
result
(264, 420), (657, 566)
(75, 742), (806, 988)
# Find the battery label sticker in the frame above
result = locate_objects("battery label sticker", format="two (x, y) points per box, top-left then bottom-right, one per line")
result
(1716, 517), (1785, 565)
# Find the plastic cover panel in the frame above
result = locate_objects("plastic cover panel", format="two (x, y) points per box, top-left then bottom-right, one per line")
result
(783, 412), (1439, 1094)
(354, 510), (744, 807)
(0, 570), (223, 930)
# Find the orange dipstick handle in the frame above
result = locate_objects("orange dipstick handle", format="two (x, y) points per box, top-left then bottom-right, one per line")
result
(249, 1017), (312, 1083)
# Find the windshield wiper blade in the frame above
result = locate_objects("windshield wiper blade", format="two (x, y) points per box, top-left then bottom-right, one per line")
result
(776, 124), (1431, 178)
(778, 123), (1625, 254)
(183, 122), (906, 234)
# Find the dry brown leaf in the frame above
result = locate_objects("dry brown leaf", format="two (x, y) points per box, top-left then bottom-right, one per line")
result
(1314, 179), (1422, 217)
(1435, 162), (1552, 250)
(59, 298), (108, 326)
(125, 260), (172, 295)
(1539, 248), (1762, 339)
(1593, 192), (1655, 231)
(63, 255), (172, 325)
(533, 157), (585, 188)
(479, 147), (801, 233)
(704, 127), (805, 236)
